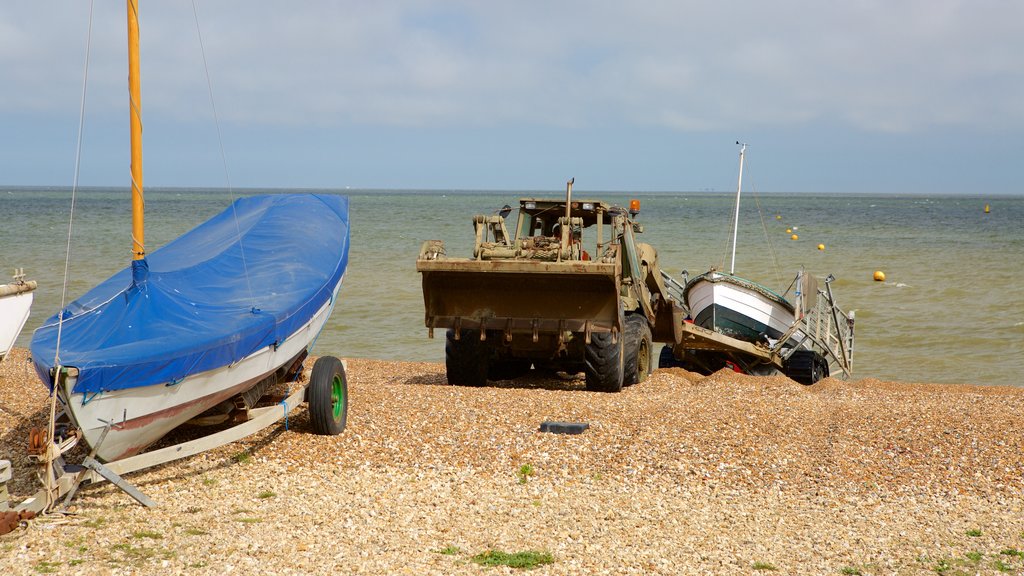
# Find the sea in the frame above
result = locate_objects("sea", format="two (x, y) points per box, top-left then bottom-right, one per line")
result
(2, 186), (1022, 387)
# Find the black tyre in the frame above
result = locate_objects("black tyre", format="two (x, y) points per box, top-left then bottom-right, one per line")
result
(658, 344), (682, 368)
(623, 314), (652, 386)
(584, 330), (624, 392)
(308, 356), (348, 435)
(445, 329), (489, 386)
(785, 350), (827, 385)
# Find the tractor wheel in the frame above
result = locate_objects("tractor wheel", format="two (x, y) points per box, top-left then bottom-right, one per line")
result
(623, 314), (652, 386)
(308, 356), (348, 435)
(584, 330), (624, 393)
(445, 329), (489, 387)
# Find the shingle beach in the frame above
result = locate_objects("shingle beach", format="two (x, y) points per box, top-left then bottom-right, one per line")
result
(2, 346), (1022, 575)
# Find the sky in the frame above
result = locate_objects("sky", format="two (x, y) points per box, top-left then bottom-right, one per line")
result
(1, 1), (1022, 194)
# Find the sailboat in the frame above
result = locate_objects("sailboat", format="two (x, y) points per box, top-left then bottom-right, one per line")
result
(29, 3), (350, 463)
(683, 143), (805, 351)
(0, 269), (37, 363)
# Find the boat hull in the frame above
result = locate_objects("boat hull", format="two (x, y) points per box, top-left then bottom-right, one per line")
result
(0, 281), (36, 362)
(59, 281), (340, 462)
(684, 272), (799, 347)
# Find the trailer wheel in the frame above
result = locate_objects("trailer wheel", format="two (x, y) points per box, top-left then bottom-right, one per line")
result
(308, 356), (348, 435)
(585, 331), (624, 393)
(445, 329), (489, 386)
(623, 314), (652, 386)
(785, 350), (827, 385)
(658, 345), (683, 368)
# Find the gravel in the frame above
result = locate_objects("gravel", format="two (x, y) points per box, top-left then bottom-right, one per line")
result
(2, 346), (1023, 575)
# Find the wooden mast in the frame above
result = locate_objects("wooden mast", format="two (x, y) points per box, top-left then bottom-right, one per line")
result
(127, 0), (145, 260)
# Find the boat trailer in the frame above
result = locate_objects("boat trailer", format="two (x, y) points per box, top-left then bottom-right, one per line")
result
(0, 355), (348, 523)
(659, 272), (855, 384)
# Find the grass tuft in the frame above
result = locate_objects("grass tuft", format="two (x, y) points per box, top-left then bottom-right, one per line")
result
(1000, 548), (1023, 557)
(840, 567), (862, 575)
(32, 561), (60, 574)
(752, 561), (777, 571)
(994, 559), (1014, 572)
(257, 490), (276, 499)
(434, 545), (461, 555)
(517, 463), (535, 484)
(965, 528), (982, 537)
(471, 549), (554, 569)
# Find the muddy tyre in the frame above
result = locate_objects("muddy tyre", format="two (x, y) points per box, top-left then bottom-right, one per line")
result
(445, 329), (489, 387)
(585, 331), (624, 392)
(623, 314), (652, 386)
(308, 356), (348, 435)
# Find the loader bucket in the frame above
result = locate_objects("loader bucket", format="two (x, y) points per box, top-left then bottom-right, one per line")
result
(418, 259), (622, 339)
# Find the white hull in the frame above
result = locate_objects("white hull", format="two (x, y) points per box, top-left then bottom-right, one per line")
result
(59, 280), (341, 462)
(0, 281), (36, 362)
(685, 272), (800, 347)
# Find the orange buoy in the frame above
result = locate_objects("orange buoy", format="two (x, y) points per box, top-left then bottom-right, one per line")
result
(790, 234), (799, 241)
(873, 271), (885, 282)
(817, 244), (825, 251)
(786, 228), (792, 234)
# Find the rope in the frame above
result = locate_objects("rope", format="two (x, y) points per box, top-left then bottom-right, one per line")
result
(43, 0), (97, 513)
(743, 159), (785, 290)
(190, 0), (257, 311)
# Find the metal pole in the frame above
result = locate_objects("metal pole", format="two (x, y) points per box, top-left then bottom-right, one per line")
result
(729, 142), (746, 274)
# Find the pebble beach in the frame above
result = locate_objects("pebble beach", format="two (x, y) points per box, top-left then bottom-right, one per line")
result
(1, 346), (1023, 575)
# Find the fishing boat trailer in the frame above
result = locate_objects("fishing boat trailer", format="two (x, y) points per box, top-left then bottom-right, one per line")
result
(659, 271), (856, 384)
(0, 354), (348, 520)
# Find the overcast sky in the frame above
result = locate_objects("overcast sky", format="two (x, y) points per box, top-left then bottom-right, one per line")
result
(2, 1), (1021, 193)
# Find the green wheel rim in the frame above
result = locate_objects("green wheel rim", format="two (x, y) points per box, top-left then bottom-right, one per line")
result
(331, 374), (344, 421)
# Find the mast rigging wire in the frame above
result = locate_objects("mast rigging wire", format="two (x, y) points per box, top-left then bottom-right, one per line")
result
(190, 0), (257, 310)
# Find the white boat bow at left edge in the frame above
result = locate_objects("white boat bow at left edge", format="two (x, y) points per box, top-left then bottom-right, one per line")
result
(0, 269), (37, 363)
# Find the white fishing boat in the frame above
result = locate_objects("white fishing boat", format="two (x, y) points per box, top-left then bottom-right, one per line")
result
(0, 269), (37, 363)
(670, 142), (854, 384)
(683, 269), (799, 347)
(683, 142), (803, 348)
(29, 3), (350, 463)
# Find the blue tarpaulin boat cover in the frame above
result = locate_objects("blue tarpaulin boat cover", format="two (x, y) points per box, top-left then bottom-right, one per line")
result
(32, 194), (349, 395)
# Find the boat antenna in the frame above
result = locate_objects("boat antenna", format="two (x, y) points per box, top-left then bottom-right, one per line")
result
(729, 141), (746, 274)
